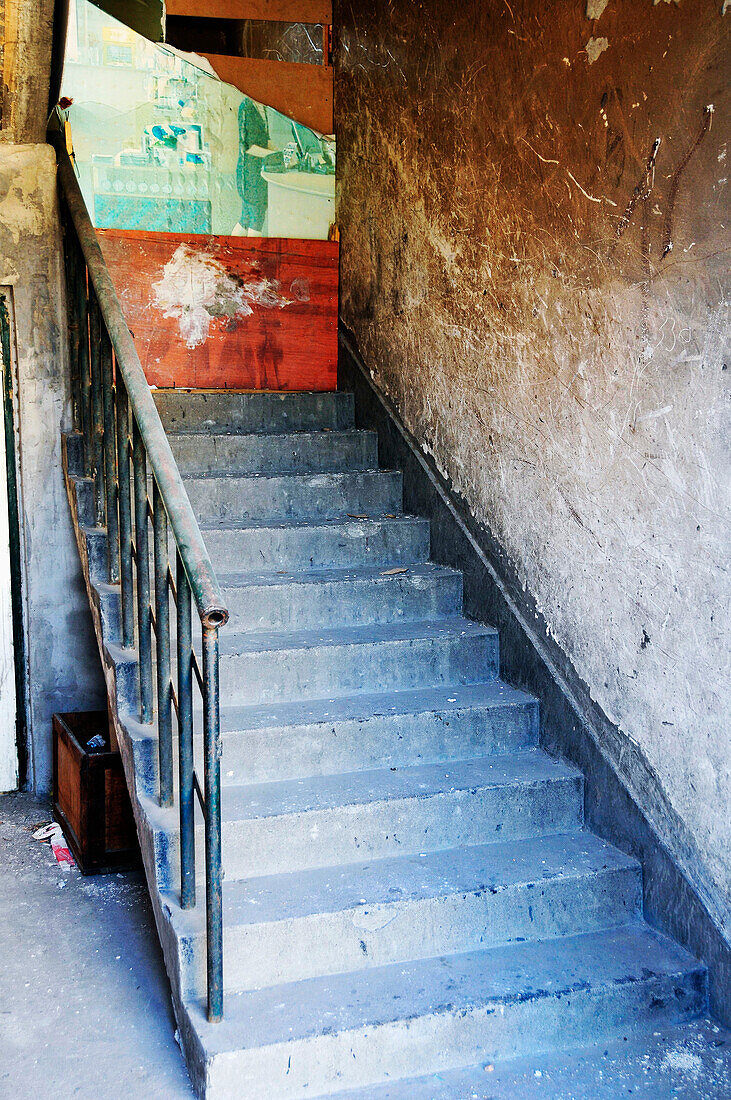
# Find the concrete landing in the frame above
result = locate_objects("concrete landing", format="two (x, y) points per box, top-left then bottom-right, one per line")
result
(335, 1018), (731, 1099)
(0, 791), (193, 1098)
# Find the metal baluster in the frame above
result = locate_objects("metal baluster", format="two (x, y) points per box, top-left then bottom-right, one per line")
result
(62, 208), (82, 432)
(88, 291), (105, 527)
(202, 623), (223, 1023)
(177, 553), (195, 909)
(74, 244), (92, 476)
(153, 479), (173, 807)
(132, 419), (153, 723)
(100, 326), (119, 583)
(115, 373), (134, 649)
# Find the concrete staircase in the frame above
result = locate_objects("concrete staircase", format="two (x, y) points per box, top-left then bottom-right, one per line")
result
(63, 389), (707, 1098)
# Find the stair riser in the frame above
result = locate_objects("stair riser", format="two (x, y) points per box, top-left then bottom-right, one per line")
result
(214, 632), (499, 705)
(185, 866), (642, 994)
(135, 699), (539, 788)
(183, 471), (403, 525)
(154, 390), (354, 434)
(82, 540), (459, 641)
(216, 776), (583, 878)
(203, 518), (431, 573)
(219, 700), (538, 784)
(169, 432), (378, 477)
(206, 969), (706, 1099)
(222, 572), (463, 633)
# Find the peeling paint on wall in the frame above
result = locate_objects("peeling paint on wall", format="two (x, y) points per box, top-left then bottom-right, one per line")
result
(586, 0), (610, 19)
(152, 243), (293, 348)
(585, 36), (610, 63)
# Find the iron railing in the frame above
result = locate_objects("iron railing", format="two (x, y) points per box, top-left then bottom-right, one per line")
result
(52, 132), (228, 1023)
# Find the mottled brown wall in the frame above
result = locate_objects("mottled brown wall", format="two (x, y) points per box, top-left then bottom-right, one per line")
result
(335, 0), (730, 934)
(0, 0), (55, 143)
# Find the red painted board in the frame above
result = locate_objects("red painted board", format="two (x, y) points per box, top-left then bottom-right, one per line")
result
(97, 229), (338, 391)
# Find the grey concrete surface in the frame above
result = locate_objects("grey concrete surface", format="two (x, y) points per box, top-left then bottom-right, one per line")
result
(0, 143), (105, 793)
(0, 791), (192, 1098)
(336, 1018), (731, 1099)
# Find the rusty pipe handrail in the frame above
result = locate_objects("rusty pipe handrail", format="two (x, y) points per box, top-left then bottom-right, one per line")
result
(54, 140), (228, 632)
(52, 119), (227, 1021)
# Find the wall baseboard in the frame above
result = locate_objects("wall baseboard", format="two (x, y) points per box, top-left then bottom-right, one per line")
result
(339, 322), (730, 1025)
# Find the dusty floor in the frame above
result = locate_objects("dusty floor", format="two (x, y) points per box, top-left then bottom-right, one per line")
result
(1, 790), (729, 1099)
(0, 790), (193, 1098)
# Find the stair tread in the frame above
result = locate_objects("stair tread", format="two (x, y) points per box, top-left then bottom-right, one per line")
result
(189, 923), (703, 1053)
(210, 681), (536, 735)
(218, 750), (580, 823)
(213, 616), (497, 657)
(215, 561), (461, 589)
(329, 1018), (729, 1099)
(217, 830), (638, 927)
(168, 428), (371, 440)
(198, 514), (425, 533)
(181, 467), (395, 483)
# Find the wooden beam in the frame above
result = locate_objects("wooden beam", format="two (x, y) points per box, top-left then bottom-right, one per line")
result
(165, 0), (332, 22)
(202, 53), (333, 134)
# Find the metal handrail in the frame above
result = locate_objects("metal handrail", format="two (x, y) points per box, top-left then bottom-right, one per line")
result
(51, 128), (227, 1022)
(55, 149), (227, 629)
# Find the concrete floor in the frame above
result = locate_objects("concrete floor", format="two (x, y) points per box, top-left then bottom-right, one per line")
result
(0, 790), (193, 1098)
(1, 790), (729, 1099)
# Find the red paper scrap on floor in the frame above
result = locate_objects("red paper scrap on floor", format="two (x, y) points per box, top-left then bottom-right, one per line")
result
(33, 822), (76, 868)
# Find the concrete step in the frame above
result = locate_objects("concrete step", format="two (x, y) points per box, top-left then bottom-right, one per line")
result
(216, 563), (463, 633)
(136, 682), (539, 788)
(154, 389), (354, 435)
(328, 1017), (730, 1099)
(182, 469), (403, 525)
(208, 619), (499, 706)
(187, 924), (706, 1099)
(201, 516), (431, 573)
(201, 751), (584, 879)
(209, 682), (539, 784)
(177, 831), (641, 994)
(169, 429), (378, 477)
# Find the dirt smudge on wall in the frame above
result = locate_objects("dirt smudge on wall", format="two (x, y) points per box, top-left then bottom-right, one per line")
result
(335, 0), (730, 933)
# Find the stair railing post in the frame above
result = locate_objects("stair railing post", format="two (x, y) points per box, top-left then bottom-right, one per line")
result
(74, 241), (92, 478)
(202, 622), (224, 1023)
(101, 326), (120, 583)
(115, 372), (135, 649)
(176, 552), (195, 910)
(88, 290), (105, 528)
(61, 201), (82, 433)
(153, 479), (173, 807)
(132, 419), (153, 724)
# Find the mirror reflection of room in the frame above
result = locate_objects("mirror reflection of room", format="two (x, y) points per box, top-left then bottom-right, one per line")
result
(61, 0), (336, 240)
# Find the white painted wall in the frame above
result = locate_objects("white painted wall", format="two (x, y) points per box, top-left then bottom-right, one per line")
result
(0, 377), (17, 791)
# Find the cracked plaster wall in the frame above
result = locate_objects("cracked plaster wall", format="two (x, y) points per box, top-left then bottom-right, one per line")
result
(0, 144), (105, 791)
(335, 0), (730, 935)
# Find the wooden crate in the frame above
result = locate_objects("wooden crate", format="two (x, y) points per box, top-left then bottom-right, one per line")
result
(52, 712), (141, 875)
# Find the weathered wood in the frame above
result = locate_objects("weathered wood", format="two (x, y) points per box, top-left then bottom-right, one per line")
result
(53, 711), (141, 875)
(97, 229), (338, 391)
(202, 54), (333, 134)
(165, 0), (332, 22)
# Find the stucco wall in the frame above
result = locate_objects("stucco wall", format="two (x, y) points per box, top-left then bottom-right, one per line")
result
(335, 0), (730, 935)
(0, 143), (105, 791)
(0, 0), (55, 145)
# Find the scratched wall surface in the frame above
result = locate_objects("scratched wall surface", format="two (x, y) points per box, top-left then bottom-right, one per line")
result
(335, 0), (730, 932)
